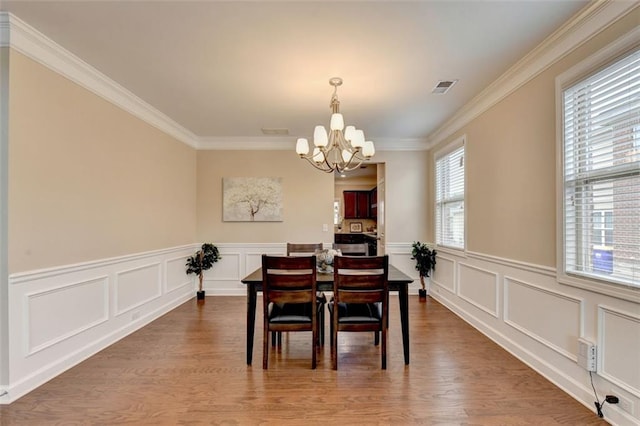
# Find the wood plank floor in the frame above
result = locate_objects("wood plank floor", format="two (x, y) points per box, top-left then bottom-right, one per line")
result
(0, 296), (606, 425)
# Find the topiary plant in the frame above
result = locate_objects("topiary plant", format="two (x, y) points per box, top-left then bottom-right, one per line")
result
(186, 243), (221, 300)
(411, 241), (437, 296)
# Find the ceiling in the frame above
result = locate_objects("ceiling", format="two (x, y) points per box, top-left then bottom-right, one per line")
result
(1, 0), (590, 150)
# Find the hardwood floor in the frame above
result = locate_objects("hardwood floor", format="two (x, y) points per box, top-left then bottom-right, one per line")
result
(0, 296), (606, 425)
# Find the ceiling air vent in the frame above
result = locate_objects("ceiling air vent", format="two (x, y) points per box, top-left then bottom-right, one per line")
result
(261, 128), (289, 135)
(432, 80), (458, 94)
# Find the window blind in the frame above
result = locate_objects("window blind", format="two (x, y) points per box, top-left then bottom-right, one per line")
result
(562, 47), (640, 286)
(435, 145), (465, 249)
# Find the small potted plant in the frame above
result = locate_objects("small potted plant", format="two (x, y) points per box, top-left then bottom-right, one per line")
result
(186, 243), (221, 301)
(411, 241), (437, 301)
(315, 248), (341, 273)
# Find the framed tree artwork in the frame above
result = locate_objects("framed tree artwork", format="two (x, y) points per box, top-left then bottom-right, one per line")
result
(223, 177), (283, 222)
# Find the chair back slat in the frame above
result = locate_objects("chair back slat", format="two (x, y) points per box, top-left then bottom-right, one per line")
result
(266, 274), (315, 289)
(333, 243), (368, 256)
(287, 242), (323, 256)
(338, 290), (385, 304)
(269, 289), (315, 304)
(334, 273), (385, 290)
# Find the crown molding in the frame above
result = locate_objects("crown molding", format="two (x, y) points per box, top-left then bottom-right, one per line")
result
(196, 136), (429, 151)
(1, 12), (199, 148)
(427, 0), (639, 147)
(373, 138), (430, 151)
(3, 2), (637, 153)
(2, 11), (430, 152)
(196, 137), (293, 151)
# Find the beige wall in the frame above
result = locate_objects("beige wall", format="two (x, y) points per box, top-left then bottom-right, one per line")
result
(429, 8), (640, 267)
(196, 150), (334, 244)
(376, 151), (431, 244)
(6, 47), (431, 273)
(8, 52), (198, 273)
(196, 150), (430, 245)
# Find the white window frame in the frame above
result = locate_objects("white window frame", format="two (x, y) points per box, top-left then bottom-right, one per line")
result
(434, 135), (466, 252)
(555, 27), (640, 303)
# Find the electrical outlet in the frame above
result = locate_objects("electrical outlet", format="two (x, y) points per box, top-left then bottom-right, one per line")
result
(577, 338), (597, 371)
(614, 393), (635, 415)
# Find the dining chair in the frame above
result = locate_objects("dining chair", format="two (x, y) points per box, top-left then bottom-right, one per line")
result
(261, 254), (318, 369)
(332, 243), (369, 256)
(329, 255), (389, 370)
(281, 243), (326, 346)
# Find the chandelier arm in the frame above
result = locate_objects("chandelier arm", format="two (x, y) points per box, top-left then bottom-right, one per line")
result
(340, 149), (363, 171)
(298, 153), (337, 173)
(341, 159), (366, 172)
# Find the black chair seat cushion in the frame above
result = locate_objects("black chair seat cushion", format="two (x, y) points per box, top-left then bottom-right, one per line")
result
(269, 302), (313, 323)
(328, 301), (381, 323)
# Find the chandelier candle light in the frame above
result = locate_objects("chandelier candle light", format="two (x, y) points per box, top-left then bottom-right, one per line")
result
(296, 77), (375, 173)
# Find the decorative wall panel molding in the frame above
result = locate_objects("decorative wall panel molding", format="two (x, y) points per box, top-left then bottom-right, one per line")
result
(207, 251), (242, 281)
(166, 256), (192, 293)
(115, 263), (162, 316)
(466, 250), (556, 277)
(202, 242), (422, 296)
(598, 305), (640, 397)
(458, 262), (499, 318)
(428, 247), (640, 426)
(431, 254), (457, 294)
(26, 276), (108, 355)
(6, 241), (639, 425)
(6, 245), (195, 404)
(504, 277), (582, 362)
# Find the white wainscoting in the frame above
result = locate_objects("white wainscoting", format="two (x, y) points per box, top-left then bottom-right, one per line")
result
(4, 245), (196, 404)
(26, 276), (109, 356)
(430, 249), (640, 426)
(504, 277), (583, 362)
(2, 241), (422, 405)
(598, 305), (640, 398)
(0, 243), (419, 404)
(458, 262), (499, 318)
(203, 242), (423, 296)
(6, 241), (638, 425)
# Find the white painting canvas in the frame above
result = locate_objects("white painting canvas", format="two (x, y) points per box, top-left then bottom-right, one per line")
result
(223, 177), (283, 222)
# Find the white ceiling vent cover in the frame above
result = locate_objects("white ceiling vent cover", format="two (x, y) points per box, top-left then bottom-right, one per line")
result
(432, 80), (458, 94)
(261, 128), (289, 135)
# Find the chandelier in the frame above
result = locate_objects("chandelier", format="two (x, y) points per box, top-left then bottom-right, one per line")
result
(296, 77), (375, 173)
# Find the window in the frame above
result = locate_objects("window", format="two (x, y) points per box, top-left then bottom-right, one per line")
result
(592, 210), (614, 247)
(435, 138), (465, 250)
(560, 46), (639, 289)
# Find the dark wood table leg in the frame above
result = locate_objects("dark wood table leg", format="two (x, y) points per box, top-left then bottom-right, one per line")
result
(246, 284), (257, 365)
(399, 283), (410, 365)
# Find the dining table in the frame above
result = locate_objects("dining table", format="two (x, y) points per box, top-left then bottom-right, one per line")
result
(241, 264), (414, 366)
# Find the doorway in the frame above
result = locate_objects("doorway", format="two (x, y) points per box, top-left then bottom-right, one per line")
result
(333, 163), (384, 255)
